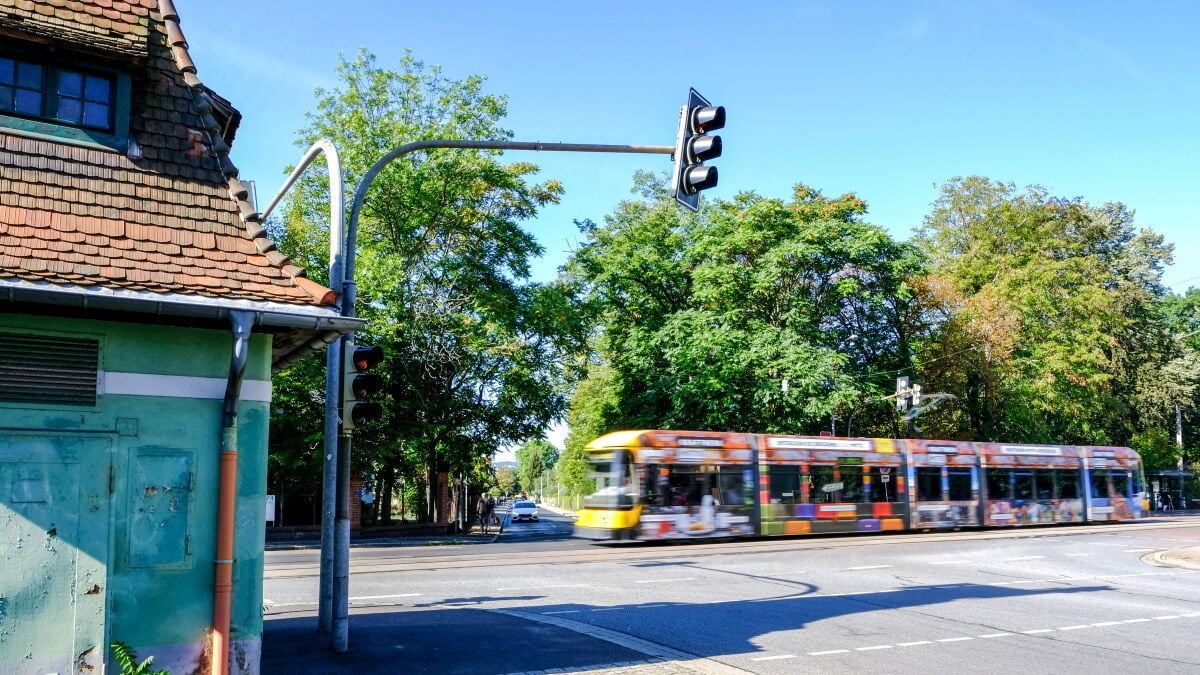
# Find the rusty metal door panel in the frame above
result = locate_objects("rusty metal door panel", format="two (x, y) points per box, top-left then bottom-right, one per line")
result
(0, 434), (112, 674)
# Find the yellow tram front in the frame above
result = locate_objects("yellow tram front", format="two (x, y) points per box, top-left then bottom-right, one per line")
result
(573, 430), (756, 541)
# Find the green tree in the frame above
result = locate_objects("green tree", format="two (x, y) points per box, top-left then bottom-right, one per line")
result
(275, 49), (585, 522)
(913, 176), (1175, 444)
(565, 174), (922, 436)
(516, 439), (559, 497)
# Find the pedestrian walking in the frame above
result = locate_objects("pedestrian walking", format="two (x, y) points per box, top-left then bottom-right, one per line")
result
(476, 494), (491, 533)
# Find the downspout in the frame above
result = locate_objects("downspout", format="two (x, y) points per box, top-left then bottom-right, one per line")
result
(212, 310), (253, 675)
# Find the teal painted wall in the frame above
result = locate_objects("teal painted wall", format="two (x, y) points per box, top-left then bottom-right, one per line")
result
(0, 313), (274, 672)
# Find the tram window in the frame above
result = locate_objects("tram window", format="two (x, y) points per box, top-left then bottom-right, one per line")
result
(870, 467), (895, 502)
(642, 465), (665, 506)
(716, 467), (747, 505)
(839, 465), (864, 502)
(916, 467), (941, 501)
(810, 465), (836, 503)
(986, 469), (1011, 500)
(1014, 472), (1034, 500)
(767, 465), (801, 504)
(1090, 470), (1108, 499)
(667, 466), (712, 506)
(1035, 471), (1054, 500)
(1057, 472), (1079, 499)
(948, 470), (973, 501)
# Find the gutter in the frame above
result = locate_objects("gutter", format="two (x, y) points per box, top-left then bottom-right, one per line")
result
(211, 310), (252, 675)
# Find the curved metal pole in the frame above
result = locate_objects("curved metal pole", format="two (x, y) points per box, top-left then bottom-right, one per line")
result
(260, 139), (346, 637)
(331, 137), (674, 650)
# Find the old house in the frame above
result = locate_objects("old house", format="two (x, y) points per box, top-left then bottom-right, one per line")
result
(0, 0), (358, 672)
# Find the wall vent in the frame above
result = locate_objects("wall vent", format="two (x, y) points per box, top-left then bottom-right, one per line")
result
(0, 332), (100, 406)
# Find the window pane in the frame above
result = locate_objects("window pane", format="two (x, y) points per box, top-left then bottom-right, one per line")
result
(0, 58), (14, 85)
(56, 97), (82, 124)
(810, 466), (836, 503)
(84, 76), (111, 103)
(948, 470), (973, 501)
(767, 465), (799, 504)
(1013, 472), (1034, 499)
(1058, 472), (1079, 499)
(16, 62), (42, 89)
(870, 467), (895, 502)
(1035, 471), (1054, 499)
(916, 467), (941, 501)
(0, 85), (12, 110)
(839, 466), (864, 502)
(986, 469), (1010, 500)
(14, 88), (41, 115)
(58, 70), (83, 97)
(82, 102), (109, 128)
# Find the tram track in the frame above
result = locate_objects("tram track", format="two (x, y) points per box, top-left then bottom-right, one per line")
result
(263, 518), (1197, 579)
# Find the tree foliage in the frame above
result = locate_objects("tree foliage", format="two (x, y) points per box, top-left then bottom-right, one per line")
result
(273, 49), (585, 521)
(564, 174), (923, 437)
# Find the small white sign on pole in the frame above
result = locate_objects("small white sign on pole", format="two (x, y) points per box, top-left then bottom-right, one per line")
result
(266, 494), (276, 523)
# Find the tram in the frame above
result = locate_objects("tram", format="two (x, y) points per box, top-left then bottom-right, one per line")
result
(571, 430), (1147, 542)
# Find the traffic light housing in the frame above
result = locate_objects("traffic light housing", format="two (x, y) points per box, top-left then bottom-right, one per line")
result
(911, 383), (922, 406)
(342, 341), (384, 430)
(672, 88), (726, 212)
(895, 376), (910, 411)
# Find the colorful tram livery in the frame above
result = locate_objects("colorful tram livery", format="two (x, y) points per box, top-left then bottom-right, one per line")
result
(572, 431), (1146, 542)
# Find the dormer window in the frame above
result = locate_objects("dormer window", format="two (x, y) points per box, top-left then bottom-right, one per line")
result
(0, 48), (129, 151)
(0, 56), (114, 132)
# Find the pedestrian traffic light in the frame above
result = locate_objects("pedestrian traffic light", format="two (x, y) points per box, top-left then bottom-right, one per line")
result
(672, 87), (726, 212)
(342, 341), (384, 430)
(911, 383), (922, 406)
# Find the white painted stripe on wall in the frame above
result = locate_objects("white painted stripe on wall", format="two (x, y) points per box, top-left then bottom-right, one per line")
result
(100, 372), (272, 402)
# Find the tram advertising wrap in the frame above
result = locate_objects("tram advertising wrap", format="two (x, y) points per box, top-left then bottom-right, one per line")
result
(573, 431), (1147, 542)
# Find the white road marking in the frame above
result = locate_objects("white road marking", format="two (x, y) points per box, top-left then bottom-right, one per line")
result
(751, 654), (797, 661)
(1091, 621), (1123, 626)
(1153, 615), (1181, 620)
(497, 584), (590, 591)
(897, 641), (933, 646)
(847, 565), (893, 571)
(937, 637), (974, 642)
(808, 650), (850, 656)
(1058, 625), (1091, 631)
(856, 645), (894, 651)
(633, 577), (696, 584)
(543, 610), (580, 615)
(1123, 549), (1158, 553)
(350, 593), (421, 600)
(1122, 618), (1152, 623)
(590, 607), (622, 612)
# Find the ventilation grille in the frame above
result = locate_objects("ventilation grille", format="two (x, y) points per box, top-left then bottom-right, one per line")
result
(0, 332), (100, 406)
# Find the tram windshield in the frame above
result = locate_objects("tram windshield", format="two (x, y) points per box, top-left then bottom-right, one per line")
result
(583, 449), (636, 509)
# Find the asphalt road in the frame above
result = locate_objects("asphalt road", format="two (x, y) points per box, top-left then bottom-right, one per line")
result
(262, 516), (1200, 674)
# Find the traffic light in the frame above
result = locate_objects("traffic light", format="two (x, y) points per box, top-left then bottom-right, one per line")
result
(342, 340), (384, 430)
(911, 383), (922, 406)
(895, 376), (910, 411)
(672, 88), (726, 212)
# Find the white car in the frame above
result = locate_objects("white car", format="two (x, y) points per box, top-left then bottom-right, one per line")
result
(510, 500), (539, 522)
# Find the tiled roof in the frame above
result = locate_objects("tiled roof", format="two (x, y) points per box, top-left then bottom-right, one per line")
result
(0, 0), (338, 312)
(0, 0), (154, 58)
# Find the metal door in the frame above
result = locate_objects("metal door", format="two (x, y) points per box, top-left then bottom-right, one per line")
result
(0, 434), (112, 674)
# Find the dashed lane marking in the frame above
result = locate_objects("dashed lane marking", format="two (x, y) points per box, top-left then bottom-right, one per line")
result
(846, 565), (893, 571)
(750, 654), (797, 661)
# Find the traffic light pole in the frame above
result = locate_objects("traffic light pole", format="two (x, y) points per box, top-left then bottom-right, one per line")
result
(327, 137), (675, 650)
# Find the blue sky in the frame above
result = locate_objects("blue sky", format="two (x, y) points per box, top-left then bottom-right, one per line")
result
(181, 1), (1200, 292)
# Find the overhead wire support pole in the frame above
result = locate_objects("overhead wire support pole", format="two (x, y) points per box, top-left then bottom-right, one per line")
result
(331, 137), (675, 651)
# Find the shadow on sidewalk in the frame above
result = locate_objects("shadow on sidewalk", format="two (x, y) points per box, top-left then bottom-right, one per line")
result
(260, 605), (647, 674)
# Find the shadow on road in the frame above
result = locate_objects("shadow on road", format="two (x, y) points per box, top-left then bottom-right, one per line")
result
(262, 579), (1112, 673)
